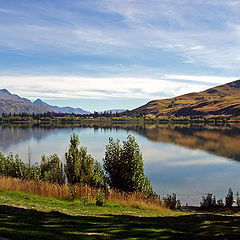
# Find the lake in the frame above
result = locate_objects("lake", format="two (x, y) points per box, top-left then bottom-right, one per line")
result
(1, 123), (240, 206)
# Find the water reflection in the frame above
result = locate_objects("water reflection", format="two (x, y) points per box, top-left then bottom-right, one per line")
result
(1, 123), (240, 162)
(1, 123), (240, 206)
(141, 124), (240, 162)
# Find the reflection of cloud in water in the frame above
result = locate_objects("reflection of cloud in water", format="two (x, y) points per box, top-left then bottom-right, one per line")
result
(142, 142), (229, 166)
(148, 158), (240, 206)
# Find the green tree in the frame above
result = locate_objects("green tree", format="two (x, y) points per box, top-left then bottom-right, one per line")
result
(65, 133), (107, 188)
(225, 188), (233, 207)
(40, 154), (65, 185)
(103, 135), (153, 195)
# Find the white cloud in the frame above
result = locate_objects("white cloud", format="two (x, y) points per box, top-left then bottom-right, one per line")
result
(190, 45), (203, 50)
(165, 75), (237, 84)
(0, 74), (235, 102)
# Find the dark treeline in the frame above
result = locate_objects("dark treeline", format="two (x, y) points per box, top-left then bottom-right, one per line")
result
(1, 111), (123, 119)
(0, 111), (233, 126)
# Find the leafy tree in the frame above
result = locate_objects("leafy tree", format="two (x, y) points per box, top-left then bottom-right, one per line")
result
(65, 133), (107, 188)
(225, 188), (233, 207)
(40, 154), (65, 185)
(103, 135), (153, 195)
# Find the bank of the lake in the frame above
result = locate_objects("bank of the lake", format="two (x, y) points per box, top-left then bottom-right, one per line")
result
(1, 112), (240, 126)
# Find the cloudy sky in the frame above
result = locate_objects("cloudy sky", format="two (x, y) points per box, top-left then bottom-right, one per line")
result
(0, 0), (240, 111)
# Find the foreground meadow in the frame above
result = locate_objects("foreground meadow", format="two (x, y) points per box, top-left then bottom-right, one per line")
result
(1, 188), (240, 239)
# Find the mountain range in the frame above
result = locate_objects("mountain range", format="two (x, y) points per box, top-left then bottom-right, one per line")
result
(129, 79), (240, 119)
(0, 89), (90, 115)
(1, 79), (240, 118)
(32, 99), (91, 115)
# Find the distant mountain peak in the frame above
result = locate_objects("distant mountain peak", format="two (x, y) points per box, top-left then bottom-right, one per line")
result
(33, 98), (91, 115)
(33, 98), (44, 104)
(0, 88), (11, 94)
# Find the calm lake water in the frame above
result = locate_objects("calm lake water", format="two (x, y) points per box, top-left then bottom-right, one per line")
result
(1, 123), (240, 206)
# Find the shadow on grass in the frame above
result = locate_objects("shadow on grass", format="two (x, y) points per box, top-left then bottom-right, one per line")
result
(1, 205), (240, 239)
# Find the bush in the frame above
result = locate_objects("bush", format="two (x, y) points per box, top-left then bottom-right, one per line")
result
(200, 193), (216, 208)
(163, 193), (181, 209)
(0, 152), (41, 181)
(65, 133), (95, 185)
(200, 190), (234, 209)
(103, 135), (153, 196)
(65, 133), (107, 188)
(96, 191), (105, 206)
(225, 188), (233, 207)
(40, 154), (65, 185)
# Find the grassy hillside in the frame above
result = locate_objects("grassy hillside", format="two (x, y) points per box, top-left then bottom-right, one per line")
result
(130, 79), (240, 119)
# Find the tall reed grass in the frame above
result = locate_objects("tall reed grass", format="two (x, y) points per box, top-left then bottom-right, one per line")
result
(0, 176), (165, 210)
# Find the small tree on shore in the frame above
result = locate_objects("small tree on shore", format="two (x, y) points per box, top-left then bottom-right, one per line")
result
(40, 154), (65, 185)
(65, 133), (107, 188)
(103, 135), (153, 195)
(225, 188), (233, 207)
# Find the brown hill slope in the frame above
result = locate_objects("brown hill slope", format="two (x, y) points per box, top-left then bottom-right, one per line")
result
(0, 89), (54, 115)
(129, 79), (240, 119)
(0, 99), (54, 115)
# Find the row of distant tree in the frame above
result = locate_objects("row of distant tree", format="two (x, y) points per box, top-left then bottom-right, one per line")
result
(0, 111), (131, 119)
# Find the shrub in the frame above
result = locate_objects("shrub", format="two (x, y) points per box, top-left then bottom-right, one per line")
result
(93, 161), (108, 189)
(65, 133), (107, 188)
(96, 191), (105, 206)
(0, 152), (40, 181)
(225, 188), (233, 207)
(200, 193), (216, 208)
(163, 193), (181, 209)
(40, 154), (65, 185)
(103, 135), (153, 196)
(65, 133), (95, 185)
(236, 191), (240, 207)
(200, 193), (225, 208)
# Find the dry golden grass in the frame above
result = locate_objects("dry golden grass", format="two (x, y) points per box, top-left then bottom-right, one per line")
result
(131, 79), (240, 119)
(0, 176), (164, 210)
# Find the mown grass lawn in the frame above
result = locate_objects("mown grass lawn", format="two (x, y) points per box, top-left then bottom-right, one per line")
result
(1, 189), (240, 239)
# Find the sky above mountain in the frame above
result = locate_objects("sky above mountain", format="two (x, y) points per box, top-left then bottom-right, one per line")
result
(0, 0), (240, 111)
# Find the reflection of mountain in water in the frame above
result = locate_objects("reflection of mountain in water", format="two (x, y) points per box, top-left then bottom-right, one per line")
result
(89, 124), (240, 162)
(1, 123), (240, 162)
(141, 125), (240, 162)
(0, 126), (56, 150)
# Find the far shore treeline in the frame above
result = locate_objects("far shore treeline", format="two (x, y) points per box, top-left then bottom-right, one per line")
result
(0, 112), (237, 126)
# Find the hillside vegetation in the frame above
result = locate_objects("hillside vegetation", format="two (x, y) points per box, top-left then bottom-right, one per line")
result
(130, 79), (240, 119)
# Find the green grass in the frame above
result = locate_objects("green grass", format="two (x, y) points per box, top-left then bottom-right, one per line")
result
(1, 189), (240, 239)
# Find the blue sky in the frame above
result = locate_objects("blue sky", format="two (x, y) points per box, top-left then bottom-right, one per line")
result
(0, 0), (240, 112)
